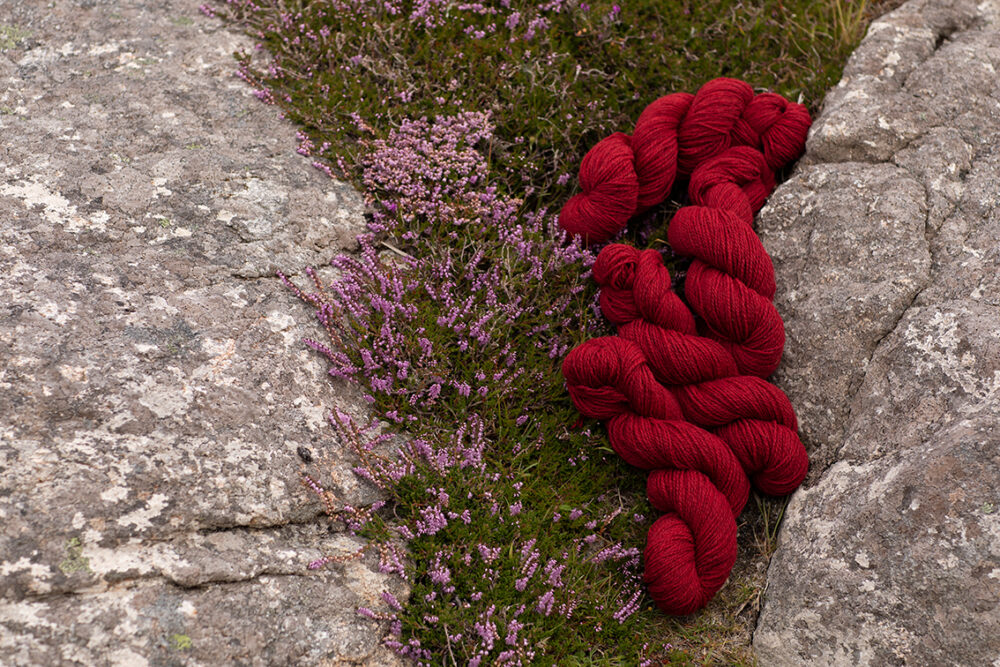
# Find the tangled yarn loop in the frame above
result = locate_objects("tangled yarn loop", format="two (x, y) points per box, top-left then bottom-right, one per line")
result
(559, 77), (811, 245)
(561, 79), (810, 615)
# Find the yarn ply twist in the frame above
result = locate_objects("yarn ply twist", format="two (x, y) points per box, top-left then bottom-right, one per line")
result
(560, 80), (810, 615)
(559, 77), (811, 245)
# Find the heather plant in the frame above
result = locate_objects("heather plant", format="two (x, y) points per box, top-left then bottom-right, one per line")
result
(213, 0), (898, 662)
(278, 111), (672, 663)
(216, 0), (899, 207)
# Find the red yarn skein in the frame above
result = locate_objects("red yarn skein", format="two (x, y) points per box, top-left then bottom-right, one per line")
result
(559, 78), (810, 244)
(670, 147), (784, 377)
(563, 243), (805, 614)
(560, 80), (810, 616)
(592, 240), (808, 498)
(562, 336), (749, 614)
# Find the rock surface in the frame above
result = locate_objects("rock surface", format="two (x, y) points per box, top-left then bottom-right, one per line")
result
(0, 1), (403, 665)
(754, 0), (1000, 664)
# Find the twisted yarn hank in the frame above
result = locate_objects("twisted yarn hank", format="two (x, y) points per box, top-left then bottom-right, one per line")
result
(560, 79), (810, 615)
(559, 77), (811, 245)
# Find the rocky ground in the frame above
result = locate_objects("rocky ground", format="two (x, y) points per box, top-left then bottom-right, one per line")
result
(0, 1), (403, 665)
(2, 0), (998, 665)
(755, 0), (1000, 664)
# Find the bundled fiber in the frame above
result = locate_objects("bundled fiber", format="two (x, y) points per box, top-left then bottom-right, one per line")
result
(559, 77), (810, 245)
(560, 79), (810, 615)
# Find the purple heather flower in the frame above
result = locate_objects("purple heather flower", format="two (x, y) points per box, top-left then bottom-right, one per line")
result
(381, 591), (403, 611)
(536, 589), (556, 616)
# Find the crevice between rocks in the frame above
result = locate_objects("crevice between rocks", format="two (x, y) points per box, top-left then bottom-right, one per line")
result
(3, 513), (363, 605)
(10, 568), (326, 606)
(192, 511), (334, 536)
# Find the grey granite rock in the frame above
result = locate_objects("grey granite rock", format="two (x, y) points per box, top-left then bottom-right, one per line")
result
(0, 1), (403, 665)
(754, 0), (1000, 664)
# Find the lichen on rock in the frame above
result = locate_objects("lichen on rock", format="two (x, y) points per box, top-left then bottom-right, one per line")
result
(754, 1), (1000, 664)
(0, 1), (402, 664)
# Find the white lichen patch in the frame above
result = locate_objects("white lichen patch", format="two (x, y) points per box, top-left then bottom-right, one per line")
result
(58, 365), (89, 383)
(36, 299), (75, 325)
(100, 483), (130, 503)
(266, 310), (299, 346)
(136, 376), (193, 419)
(115, 493), (170, 531)
(238, 216), (272, 239)
(936, 553), (960, 570)
(113, 51), (159, 72)
(151, 177), (172, 197)
(60, 643), (92, 664)
(863, 458), (905, 503)
(222, 285), (249, 308)
(293, 396), (327, 430)
(150, 224), (194, 244)
(904, 310), (1000, 404)
(146, 295), (178, 315)
(842, 87), (871, 102)
(87, 41), (122, 56)
(0, 177), (109, 233)
(81, 538), (191, 583)
(0, 557), (54, 581)
(91, 273), (117, 287)
(192, 337), (237, 384)
(16, 47), (59, 67)
(0, 600), (56, 630)
(108, 647), (149, 667)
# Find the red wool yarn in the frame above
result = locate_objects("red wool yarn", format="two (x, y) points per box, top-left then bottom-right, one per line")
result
(560, 79), (810, 616)
(559, 77), (811, 245)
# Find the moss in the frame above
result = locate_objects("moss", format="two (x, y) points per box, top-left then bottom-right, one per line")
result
(0, 24), (31, 50)
(58, 537), (91, 575)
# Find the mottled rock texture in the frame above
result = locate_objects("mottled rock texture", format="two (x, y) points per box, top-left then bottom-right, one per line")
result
(754, 0), (1000, 664)
(0, 1), (403, 665)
